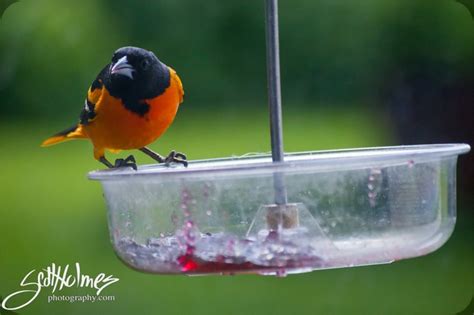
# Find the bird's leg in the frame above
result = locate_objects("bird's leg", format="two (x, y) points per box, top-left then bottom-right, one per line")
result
(114, 155), (137, 170)
(99, 155), (137, 170)
(99, 156), (114, 168)
(139, 147), (165, 163)
(140, 147), (188, 167)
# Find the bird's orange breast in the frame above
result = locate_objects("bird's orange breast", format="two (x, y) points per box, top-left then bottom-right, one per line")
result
(84, 68), (183, 152)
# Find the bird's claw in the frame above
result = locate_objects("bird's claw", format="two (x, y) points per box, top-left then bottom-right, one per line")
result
(164, 150), (188, 167)
(114, 155), (137, 170)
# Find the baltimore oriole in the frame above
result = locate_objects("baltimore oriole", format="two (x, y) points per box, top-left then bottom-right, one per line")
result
(41, 46), (186, 170)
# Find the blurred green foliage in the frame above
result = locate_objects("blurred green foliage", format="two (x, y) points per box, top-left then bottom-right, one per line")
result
(0, 1), (473, 315)
(0, 0), (473, 120)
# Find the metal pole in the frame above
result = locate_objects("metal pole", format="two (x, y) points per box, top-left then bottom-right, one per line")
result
(265, 0), (287, 205)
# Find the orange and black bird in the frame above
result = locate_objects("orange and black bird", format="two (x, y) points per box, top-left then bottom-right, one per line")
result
(42, 46), (186, 170)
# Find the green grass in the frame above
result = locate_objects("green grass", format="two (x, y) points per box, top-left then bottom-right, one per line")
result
(0, 106), (472, 315)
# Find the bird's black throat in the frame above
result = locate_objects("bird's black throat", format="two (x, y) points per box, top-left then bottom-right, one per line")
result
(103, 58), (171, 117)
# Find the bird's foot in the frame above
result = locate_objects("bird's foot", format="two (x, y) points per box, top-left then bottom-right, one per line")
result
(164, 150), (188, 167)
(113, 155), (137, 170)
(138, 147), (188, 167)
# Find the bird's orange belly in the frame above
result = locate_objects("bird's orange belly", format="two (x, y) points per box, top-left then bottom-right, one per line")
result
(84, 85), (181, 151)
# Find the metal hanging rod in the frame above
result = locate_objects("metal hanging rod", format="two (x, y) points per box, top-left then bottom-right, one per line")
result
(265, 0), (284, 164)
(265, 0), (287, 205)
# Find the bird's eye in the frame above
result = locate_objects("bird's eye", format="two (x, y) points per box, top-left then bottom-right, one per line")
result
(141, 59), (149, 70)
(111, 53), (118, 62)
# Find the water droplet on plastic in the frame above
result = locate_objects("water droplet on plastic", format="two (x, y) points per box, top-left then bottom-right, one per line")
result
(370, 168), (382, 175)
(368, 191), (377, 199)
(171, 213), (178, 225)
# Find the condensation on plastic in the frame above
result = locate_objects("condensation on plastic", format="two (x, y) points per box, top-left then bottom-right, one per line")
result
(89, 144), (470, 276)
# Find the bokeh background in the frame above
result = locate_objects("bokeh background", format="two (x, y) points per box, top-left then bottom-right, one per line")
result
(0, 0), (473, 314)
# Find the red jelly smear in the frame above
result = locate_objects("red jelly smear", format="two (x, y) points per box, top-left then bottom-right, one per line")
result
(177, 254), (272, 273)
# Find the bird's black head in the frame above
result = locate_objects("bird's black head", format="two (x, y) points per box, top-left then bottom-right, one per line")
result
(104, 46), (170, 100)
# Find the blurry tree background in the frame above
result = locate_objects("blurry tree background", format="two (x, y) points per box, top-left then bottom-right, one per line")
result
(0, 1), (472, 314)
(1, 0), (472, 117)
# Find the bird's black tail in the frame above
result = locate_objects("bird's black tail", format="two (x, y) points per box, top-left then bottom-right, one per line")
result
(41, 124), (86, 147)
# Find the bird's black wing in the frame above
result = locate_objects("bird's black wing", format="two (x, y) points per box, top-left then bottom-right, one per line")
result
(79, 65), (109, 125)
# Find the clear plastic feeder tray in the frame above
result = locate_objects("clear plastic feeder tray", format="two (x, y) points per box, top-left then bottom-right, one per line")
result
(89, 144), (470, 276)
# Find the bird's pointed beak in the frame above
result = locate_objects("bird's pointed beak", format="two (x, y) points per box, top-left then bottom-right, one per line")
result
(111, 56), (135, 79)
